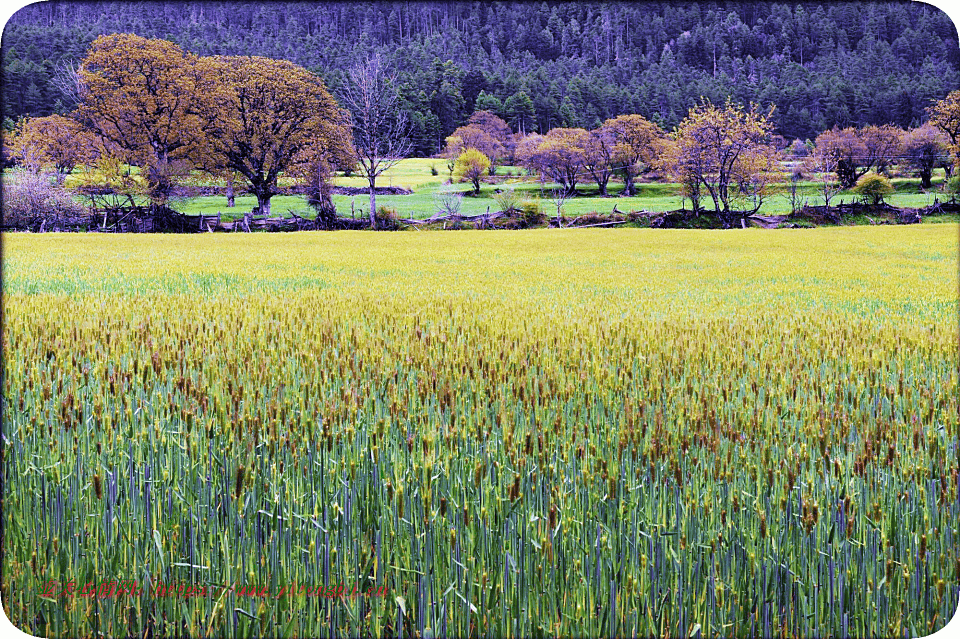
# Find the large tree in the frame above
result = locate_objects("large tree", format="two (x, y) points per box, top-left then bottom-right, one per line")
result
(600, 114), (663, 196)
(928, 90), (960, 170)
(77, 33), (210, 207)
(198, 55), (352, 215)
(339, 56), (413, 229)
(667, 100), (777, 224)
(901, 124), (950, 188)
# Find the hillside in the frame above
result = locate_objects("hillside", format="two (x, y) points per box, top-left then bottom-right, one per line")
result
(3, 1), (959, 155)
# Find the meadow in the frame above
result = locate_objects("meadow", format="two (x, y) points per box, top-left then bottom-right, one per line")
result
(52, 158), (957, 222)
(2, 226), (958, 638)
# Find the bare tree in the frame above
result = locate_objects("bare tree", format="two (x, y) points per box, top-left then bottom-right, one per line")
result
(51, 60), (86, 109)
(550, 187), (569, 227)
(338, 56), (413, 229)
(433, 188), (464, 217)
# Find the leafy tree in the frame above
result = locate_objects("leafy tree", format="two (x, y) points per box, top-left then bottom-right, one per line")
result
(453, 148), (490, 195)
(6, 115), (94, 180)
(928, 90), (960, 170)
(860, 125), (903, 176)
(198, 55), (352, 215)
(444, 125), (505, 175)
(667, 100), (778, 225)
(812, 127), (868, 189)
(812, 125), (902, 188)
(516, 128), (589, 195)
(600, 114), (663, 196)
(852, 172), (894, 205)
(339, 56), (413, 229)
(581, 128), (616, 196)
(467, 110), (514, 163)
(901, 124), (949, 188)
(77, 34), (210, 207)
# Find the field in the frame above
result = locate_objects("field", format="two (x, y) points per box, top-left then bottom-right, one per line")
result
(2, 227), (958, 637)
(50, 158), (958, 222)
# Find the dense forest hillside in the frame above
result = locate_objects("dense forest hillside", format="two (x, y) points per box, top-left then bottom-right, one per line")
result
(3, 1), (959, 154)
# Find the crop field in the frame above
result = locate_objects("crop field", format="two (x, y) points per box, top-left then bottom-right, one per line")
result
(2, 227), (958, 638)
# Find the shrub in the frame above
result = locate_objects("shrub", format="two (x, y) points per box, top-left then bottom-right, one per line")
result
(429, 164), (439, 176)
(492, 186), (521, 214)
(852, 172), (894, 206)
(518, 199), (545, 227)
(374, 205), (400, 230)
(945, 175), (960, 201)
(2, 170), (86, 228)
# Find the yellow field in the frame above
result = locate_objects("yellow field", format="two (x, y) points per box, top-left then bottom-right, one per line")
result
(2, 226), (958, 638)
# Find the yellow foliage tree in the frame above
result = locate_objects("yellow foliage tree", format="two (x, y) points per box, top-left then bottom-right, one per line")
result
(77, 34), (212, 207)
(454, 148), (491, 195)
(197, 55), (353, 215)
(7, 115), (95, 181)
(600, 114), (664, 196)
(928, 90), (960, 171)
(666, 100), (778, 224)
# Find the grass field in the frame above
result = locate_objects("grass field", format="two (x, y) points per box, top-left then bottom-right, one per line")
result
(160, 159), (954, 221)
(3, 227), (958, 637)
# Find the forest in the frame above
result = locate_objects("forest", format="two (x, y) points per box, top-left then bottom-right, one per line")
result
(3, 1), (960, 155)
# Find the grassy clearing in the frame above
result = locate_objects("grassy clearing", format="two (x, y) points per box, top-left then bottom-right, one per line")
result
(2, 227), (957, 637)
(165, 164), (954, 221)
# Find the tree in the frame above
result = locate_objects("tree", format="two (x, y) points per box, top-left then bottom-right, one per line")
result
(600, 114), (663, 196)
(503, 92), (536, 134)
(581, 128), (616, 196)
(928, 90), (960, 170)
(812, 125), (902, 188)
(339, 56), (413, 229)
(667, 100), (778, 225)
(852, 172), (894, 205)
(444, 125), (505, 175)
(860, 125), (903, 175)
(198, 55), (352, 215)
(804, 145), (842, 209)
(466, 109), (514, 167)
(812, 127), (868, 189)
(516, 128), (589, 195)
(901, 123), (949, 188)
(77, 34), (210, 208)
(7, 115), (94, 180)
(453, 148), (490, 195)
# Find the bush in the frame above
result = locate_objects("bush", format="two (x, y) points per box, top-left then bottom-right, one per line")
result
(852, 172), (894, 206)
(518, 199), (545, 227)
(945, 175), (960, 200)
(374, 205), (400, 230)
(492, 186), (521, 214)
(429, 164), (439, 176)
(2, 170), (86, 228)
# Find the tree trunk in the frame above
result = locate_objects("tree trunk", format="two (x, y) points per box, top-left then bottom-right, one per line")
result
(920, 168), (932, 190)
(255, 192), (271, 215)
(369, 178), (377, 229)
(623, 172), (635, 197)
(226, 176), (235, 208)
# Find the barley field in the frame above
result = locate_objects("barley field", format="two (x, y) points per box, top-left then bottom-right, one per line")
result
(2, 227), (958, 638)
